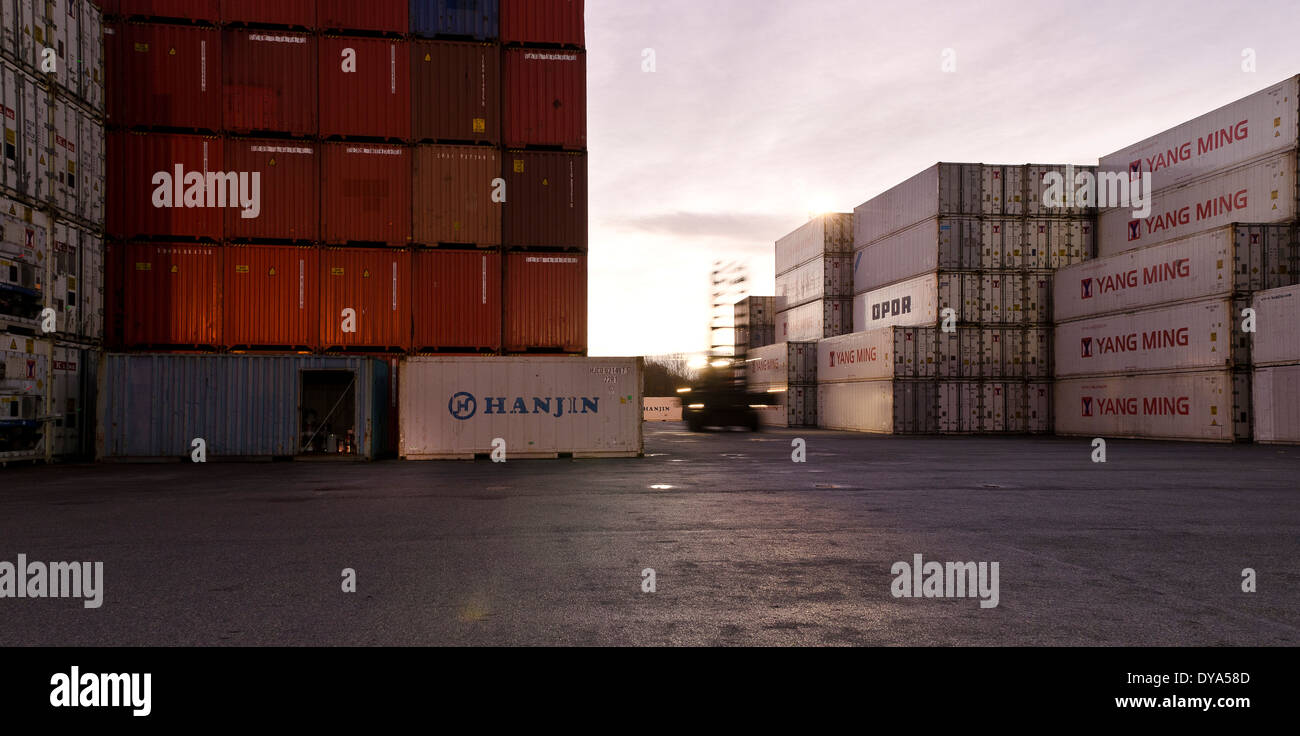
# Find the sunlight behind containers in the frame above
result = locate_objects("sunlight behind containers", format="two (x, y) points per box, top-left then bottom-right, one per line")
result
(98, 354), (390, 461)
(398, 356), (642, 459)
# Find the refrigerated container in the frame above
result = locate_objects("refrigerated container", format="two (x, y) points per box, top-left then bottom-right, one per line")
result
(317, 1), (408, 34)
(48, 342), (96, 458)
(98, 353), (391, 461)
(1054, 370), (1250, 442)
(504, 252), (585, 353)
(776, 254), (851, 309)
(318, 36), (410, 140)
(821, 326), (1050, 381)
(502, 150), (587, 249)
(222, 244), (317, 350)
(1054, 298), (1240, 377)
(411, 249), (501, 352)
(409, 0), (499, 41)
(223, 138), (319, 241)
(1099, 76), (1299, 195)
(77, 108), (104, 224)
(503, 47), (586, 150)
(122, 242), (222, 347)
(1252, 365), (1300, 444)
(49, 0), (82, 99)
(223, 29), (317, 136)
(412, 145), (501, 245)
(78, 0), (104, 112)
(318, 247), (411, 352)
(854, 271), (1049, 331)
(2, 0), (45, 71)
(398, 355), (642, 459)
(108, 131), (224, 240)
(410, 41), (499, 144)
(777, 298), (851, 342)
(111, 23), (220, 131)
(745, 341), (816, 388)
(0, 196), (49, 325)
(818, 379), (1051, 435)
(1, 59), (49, 201)
(48, 222), (105, 342)
(775, 213), (853, 274)
(219, 0), (315, 29)
(1099, 150), (1298, 256)
(1250, 284), (1300, 366)
(500, 0), (584, 47)
(320, 142), (412, 245)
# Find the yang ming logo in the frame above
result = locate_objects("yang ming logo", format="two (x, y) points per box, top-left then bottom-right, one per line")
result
(450, 392), (477, 420)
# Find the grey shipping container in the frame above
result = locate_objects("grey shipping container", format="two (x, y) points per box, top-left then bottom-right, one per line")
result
(98, 354), (391, 461)
(734, 296), (776, 329)
(776, 254), (853, 309)
(817, 379), (1051, 434)
(775, 214), (853, 275)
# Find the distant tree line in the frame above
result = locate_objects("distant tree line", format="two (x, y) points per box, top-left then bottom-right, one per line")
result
(644, 359), (697, 397)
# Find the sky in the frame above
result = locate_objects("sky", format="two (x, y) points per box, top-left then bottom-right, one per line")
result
(581, 0), (1300, 357)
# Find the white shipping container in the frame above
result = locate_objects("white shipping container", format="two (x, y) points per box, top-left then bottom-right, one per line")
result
(78, 0), (102, 111)
(52, 96), (81, 217)
(854, 163), (984, 247)
(1, 59), (48, 201)
(775, 213), (853, 275)
(398, 357), (644, 459)
(777, 298), (851, 342)
(1054, 224), (1298, 322)
(818, 329), (895, 382)
(0, 329), (47, 395)
(1252, 365), (1300, 444)
(1098, 150), (1297, 256)
(0, 194), (47, 320)
(1023, 218), (1095, 270)
(753, 384), (816, 428)
(734, 295), (776, 328)
(776, 254), (852, 309)
(746, 341), (816, 388)
(1054, 370), (1250, 442)
(820, 326), (1050, 382)
(49, 341), (92, 456)
(854, 271), (1047, 331)
(642, 396), (682, 422)
(817, 379), (935, 434)
(1, 1), (43, 72)
(1024, 164), (1099, 217)
(46, 222), (100, 341)
(1054, 298), (1238, 377)
(76, 106), (102, 223)
(50, 0), (80, 98)
(817, 379), (1050, 434)
(1099, 76), (1299, 195)
(1250, 284), (1300, 366)
(852, 217), (986, 294)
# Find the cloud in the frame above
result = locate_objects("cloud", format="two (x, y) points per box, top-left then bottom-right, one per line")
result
(610, 211), (801, 247)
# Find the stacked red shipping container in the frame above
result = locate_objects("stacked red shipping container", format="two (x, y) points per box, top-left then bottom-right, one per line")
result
(104, 0), (587, 355)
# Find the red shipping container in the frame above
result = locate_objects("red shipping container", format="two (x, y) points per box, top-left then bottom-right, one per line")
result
(223, 244), (318, 349)
(321, 143), (412, 245)
(411, 41), (499, 144)
(112, 23), (221, 131)
(319, 248), (411, 351)
(223, 138), (319, 241)
(318, 36), (411, 141)
(110, 132), (224, 240)
(504, 48), (586, 149)
(505, 253), (586, 353)
(412, 145), (501, 246)
(223, 29), (318, 136)
(122, 243), (222, 348)
(502, 150), (587, 249)
(116, 1), (220, 22)
(501, 0), (585, 47)
(317, 0), (407, 34)
(412, 250), (501, 351)
(220, 1), (315, 28)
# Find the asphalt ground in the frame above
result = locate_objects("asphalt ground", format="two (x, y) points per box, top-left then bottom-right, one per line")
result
(0, 423), (1296, 646)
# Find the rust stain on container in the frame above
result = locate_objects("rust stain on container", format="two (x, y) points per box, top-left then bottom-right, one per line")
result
(223, 29), (318, 136)
(223, 138), (319, 241)
(123, 243), (222, 348)
(503, 47), (586, 150)
(505, 252), (586, 353)
(410, 40), (499, 144)
(319, 36), (411, 141)
(321, 142), (412, 246)
(223, 244), (318, 350)
(502, 150), (587, 249)
(412, 250), (501, 352)
(412, 145), (500, 246)
(319, 247), (411, 351)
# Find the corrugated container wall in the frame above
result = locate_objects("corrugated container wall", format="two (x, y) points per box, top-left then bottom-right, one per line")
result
(318, 36), (410, 141)
(223, 138), (319, 242)
(98, 354), (389, 460)
(412, 250), (501, 351)
(503, 150), (587, 249)
(109, 132), (224, 240)
(399, 356), (642, 460)
(1054, 371), (1250, 442)
(777, 298), (852, 342)
(1251, 284), (1300, 366)
(503, 48), (585, 150)
(410, 40), (499, 144)
(122, 243), (222, 347)
(776, 255), (852, 309)
(320, 143), (412, 245)
(410, 0), (499, 41)
(2, 0), (45, 70)
(222, 244), (317, 350)
(775, 213), (853, 275)
(1098, 76), (1299, 194)
(111, 23), (221, 131)
(412, 144), (501, 245)
(505, 253), (585, 353)
(1253, 365), (1300, 444)
(317, 1), (408, 34)
(219, 0), (315, 29)
(115, 1), (221, 23)
(1053, 299), (1241, 378)
(500, 0), (584, 47)
(319, 247), (411, 351)
(223, 29), (317, 137)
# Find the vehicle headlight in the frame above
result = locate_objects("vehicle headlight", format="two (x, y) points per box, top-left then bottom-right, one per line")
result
(687, 403), (705, 410)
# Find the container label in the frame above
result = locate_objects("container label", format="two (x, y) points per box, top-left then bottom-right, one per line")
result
(135, 263), (150, 271)
(513, 160), (525, 173)
(330, 267), (344, 276)
(235, 265), (249, 274)
(473, 118), (486, 134)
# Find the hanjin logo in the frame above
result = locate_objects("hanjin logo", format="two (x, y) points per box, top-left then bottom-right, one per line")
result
(1081, 337), (1093, 358)
(1080, 278), (1093, 299)
(1082, 397), (1094, 417)
(449, 392), (477, 420)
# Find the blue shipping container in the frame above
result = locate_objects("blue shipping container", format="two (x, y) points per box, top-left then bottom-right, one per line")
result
(97, 354), (391, 461)
(410, 0), (500, 40)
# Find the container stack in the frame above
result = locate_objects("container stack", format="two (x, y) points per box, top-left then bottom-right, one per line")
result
(828, 162), (1095, 433)
(1250, 284), (1300, 444)
(745, 341), (817, 427)
(774, 214), (853, 342)
(1055, 78), (1300, 442)
(1, 0), (105, 463)
(733, 295), (775, 361)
